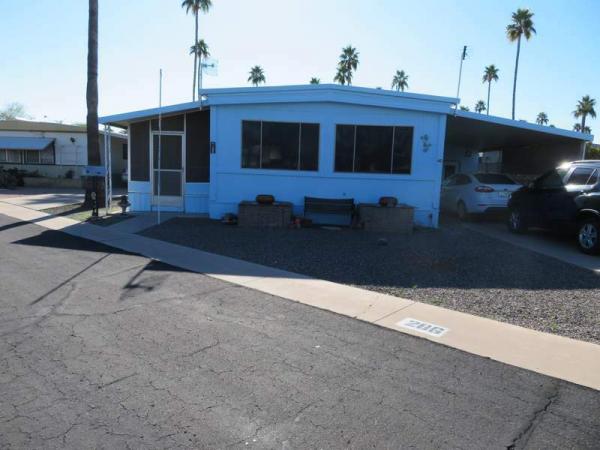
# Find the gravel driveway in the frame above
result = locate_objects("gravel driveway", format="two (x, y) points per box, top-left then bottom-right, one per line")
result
(140, 218), (600, 344)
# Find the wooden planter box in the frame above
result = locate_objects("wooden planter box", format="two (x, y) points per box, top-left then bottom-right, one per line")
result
(238, 201), (293, 228)
(358, 203), (414, 233)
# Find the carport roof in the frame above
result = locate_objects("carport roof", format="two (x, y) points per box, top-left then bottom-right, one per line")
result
(447, 110), (592, 151)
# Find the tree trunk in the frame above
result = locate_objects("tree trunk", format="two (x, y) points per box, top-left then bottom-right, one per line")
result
(487, 81), (491, 115)
(86, 0), (100, 166)
(192, 12), (198, 101)
(84, 0), (104, 208)
(582, 115), (586, 133)
(511, 35), (521, 120)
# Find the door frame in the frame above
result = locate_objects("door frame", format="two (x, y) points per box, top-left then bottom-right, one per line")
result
(150, 130), (186, 209)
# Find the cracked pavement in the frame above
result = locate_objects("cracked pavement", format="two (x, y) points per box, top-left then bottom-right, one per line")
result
(1, 214), (599, 449)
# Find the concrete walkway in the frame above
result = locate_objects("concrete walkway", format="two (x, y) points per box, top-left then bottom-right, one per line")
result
(1, 200), (599, 391)
(465, 221), (600, 274)
(0, 187), (126, 211)
(106, 212), (182, 234)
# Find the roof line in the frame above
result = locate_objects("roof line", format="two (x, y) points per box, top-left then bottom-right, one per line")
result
(100, 101), (203, 125)
(200, 83), (459, 104)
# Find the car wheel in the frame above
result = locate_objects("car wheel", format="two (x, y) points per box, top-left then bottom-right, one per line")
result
(577, 218), (600, 255)
(457, 201), (469, 222)
(507, 208), (527, 233)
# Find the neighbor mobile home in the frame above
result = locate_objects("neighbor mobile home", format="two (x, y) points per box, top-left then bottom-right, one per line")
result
(0, 119), (127, 186)
(100, 85), (592, 227)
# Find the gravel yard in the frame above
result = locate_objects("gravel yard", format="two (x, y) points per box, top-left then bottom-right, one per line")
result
(140, 217), (600, 344)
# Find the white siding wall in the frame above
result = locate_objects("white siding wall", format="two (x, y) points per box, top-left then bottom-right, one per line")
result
(210, 102), (447, 227)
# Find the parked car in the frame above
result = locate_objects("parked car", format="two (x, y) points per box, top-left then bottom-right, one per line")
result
(441, 172), (521, 220)
(507, 161), (600, 254)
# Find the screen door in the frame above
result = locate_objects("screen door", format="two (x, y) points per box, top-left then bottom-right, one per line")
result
(152, 134), (183, 207)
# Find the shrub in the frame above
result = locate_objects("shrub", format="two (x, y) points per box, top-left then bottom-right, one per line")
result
(0, 169), (18, 189)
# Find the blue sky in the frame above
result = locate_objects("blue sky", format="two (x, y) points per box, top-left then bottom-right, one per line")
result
(1, 0), (598, 140)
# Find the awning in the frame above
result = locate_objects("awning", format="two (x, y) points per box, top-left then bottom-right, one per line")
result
(0, 136), (55, 151)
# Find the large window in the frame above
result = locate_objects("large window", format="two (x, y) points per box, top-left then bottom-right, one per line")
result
(0, 148), (55, 165)
(334, 125), (413, 174)
(242, 120), (319, 171)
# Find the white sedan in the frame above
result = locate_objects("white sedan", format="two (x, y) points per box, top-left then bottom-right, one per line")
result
(440, 173), (521, 220)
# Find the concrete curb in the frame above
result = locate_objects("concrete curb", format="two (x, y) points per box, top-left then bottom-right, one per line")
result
(1, 200), (599, 391)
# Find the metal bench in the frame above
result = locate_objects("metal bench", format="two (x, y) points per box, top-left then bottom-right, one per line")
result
(304, 196), (355, 225)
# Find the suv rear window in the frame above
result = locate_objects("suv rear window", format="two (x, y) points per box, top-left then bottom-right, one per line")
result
(567, 167), (598, 185)
(474, 174), (516, 184)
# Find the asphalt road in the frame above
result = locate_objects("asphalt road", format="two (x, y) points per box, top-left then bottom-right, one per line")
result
(1, 214), (599, 449)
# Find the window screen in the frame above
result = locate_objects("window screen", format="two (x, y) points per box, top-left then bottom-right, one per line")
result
(261, 121), (300, 170)
(241, 120), (319, 171)
(24, 151), (40, 164)
(186, 111), (210, 182)
(40, 147), (55, 164)
(334, 125), (355, 172)
(334, 125), (413, 174)
(7, 150), (22, 163)
(130, 121), (150, 181)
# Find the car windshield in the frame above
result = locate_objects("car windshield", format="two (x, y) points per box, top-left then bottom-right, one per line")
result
(473, 174), (516, 185)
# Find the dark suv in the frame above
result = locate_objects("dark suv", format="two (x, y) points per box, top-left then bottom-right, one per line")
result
(507, 161), (600, 254)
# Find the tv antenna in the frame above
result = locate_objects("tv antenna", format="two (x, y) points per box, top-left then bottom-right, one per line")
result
(455, 45), (468, 111)
(198, 57), (219, 101)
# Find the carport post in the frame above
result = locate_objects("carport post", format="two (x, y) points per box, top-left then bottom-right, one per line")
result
(103, 124), (109, 214)
(580, 141), (587, 160)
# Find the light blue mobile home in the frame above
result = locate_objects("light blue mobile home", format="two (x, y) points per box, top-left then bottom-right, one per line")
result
(100, 85), (590, 227)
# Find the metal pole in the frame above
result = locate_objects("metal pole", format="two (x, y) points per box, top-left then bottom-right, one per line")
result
(103, 124), (109, 214)
(157, 69), (163, 225)
(198, 56), (203, 105)
(107, 125), (113, 214)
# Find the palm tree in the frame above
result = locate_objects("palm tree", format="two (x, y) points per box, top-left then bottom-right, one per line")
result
(86, 0), (100, 167)
(475, 100), (487, 114)
(482, 65), (499, 115)
(574, 123), (592, 134)
(334, 66), (348, 85)
(334, 45), (359, 85)
(182, 0), (212, 101)
(310, 77), (320, 84)
(190, 39), (210, 92)
(507, 9), (536, 120)
(459, 105), (470, 111)
(85, 0), (101, 207)
(391, 70), (409, 92)
(248, 66), (266, 86)
(536, 112), (548, 125)
(574, 95), (596, 133)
